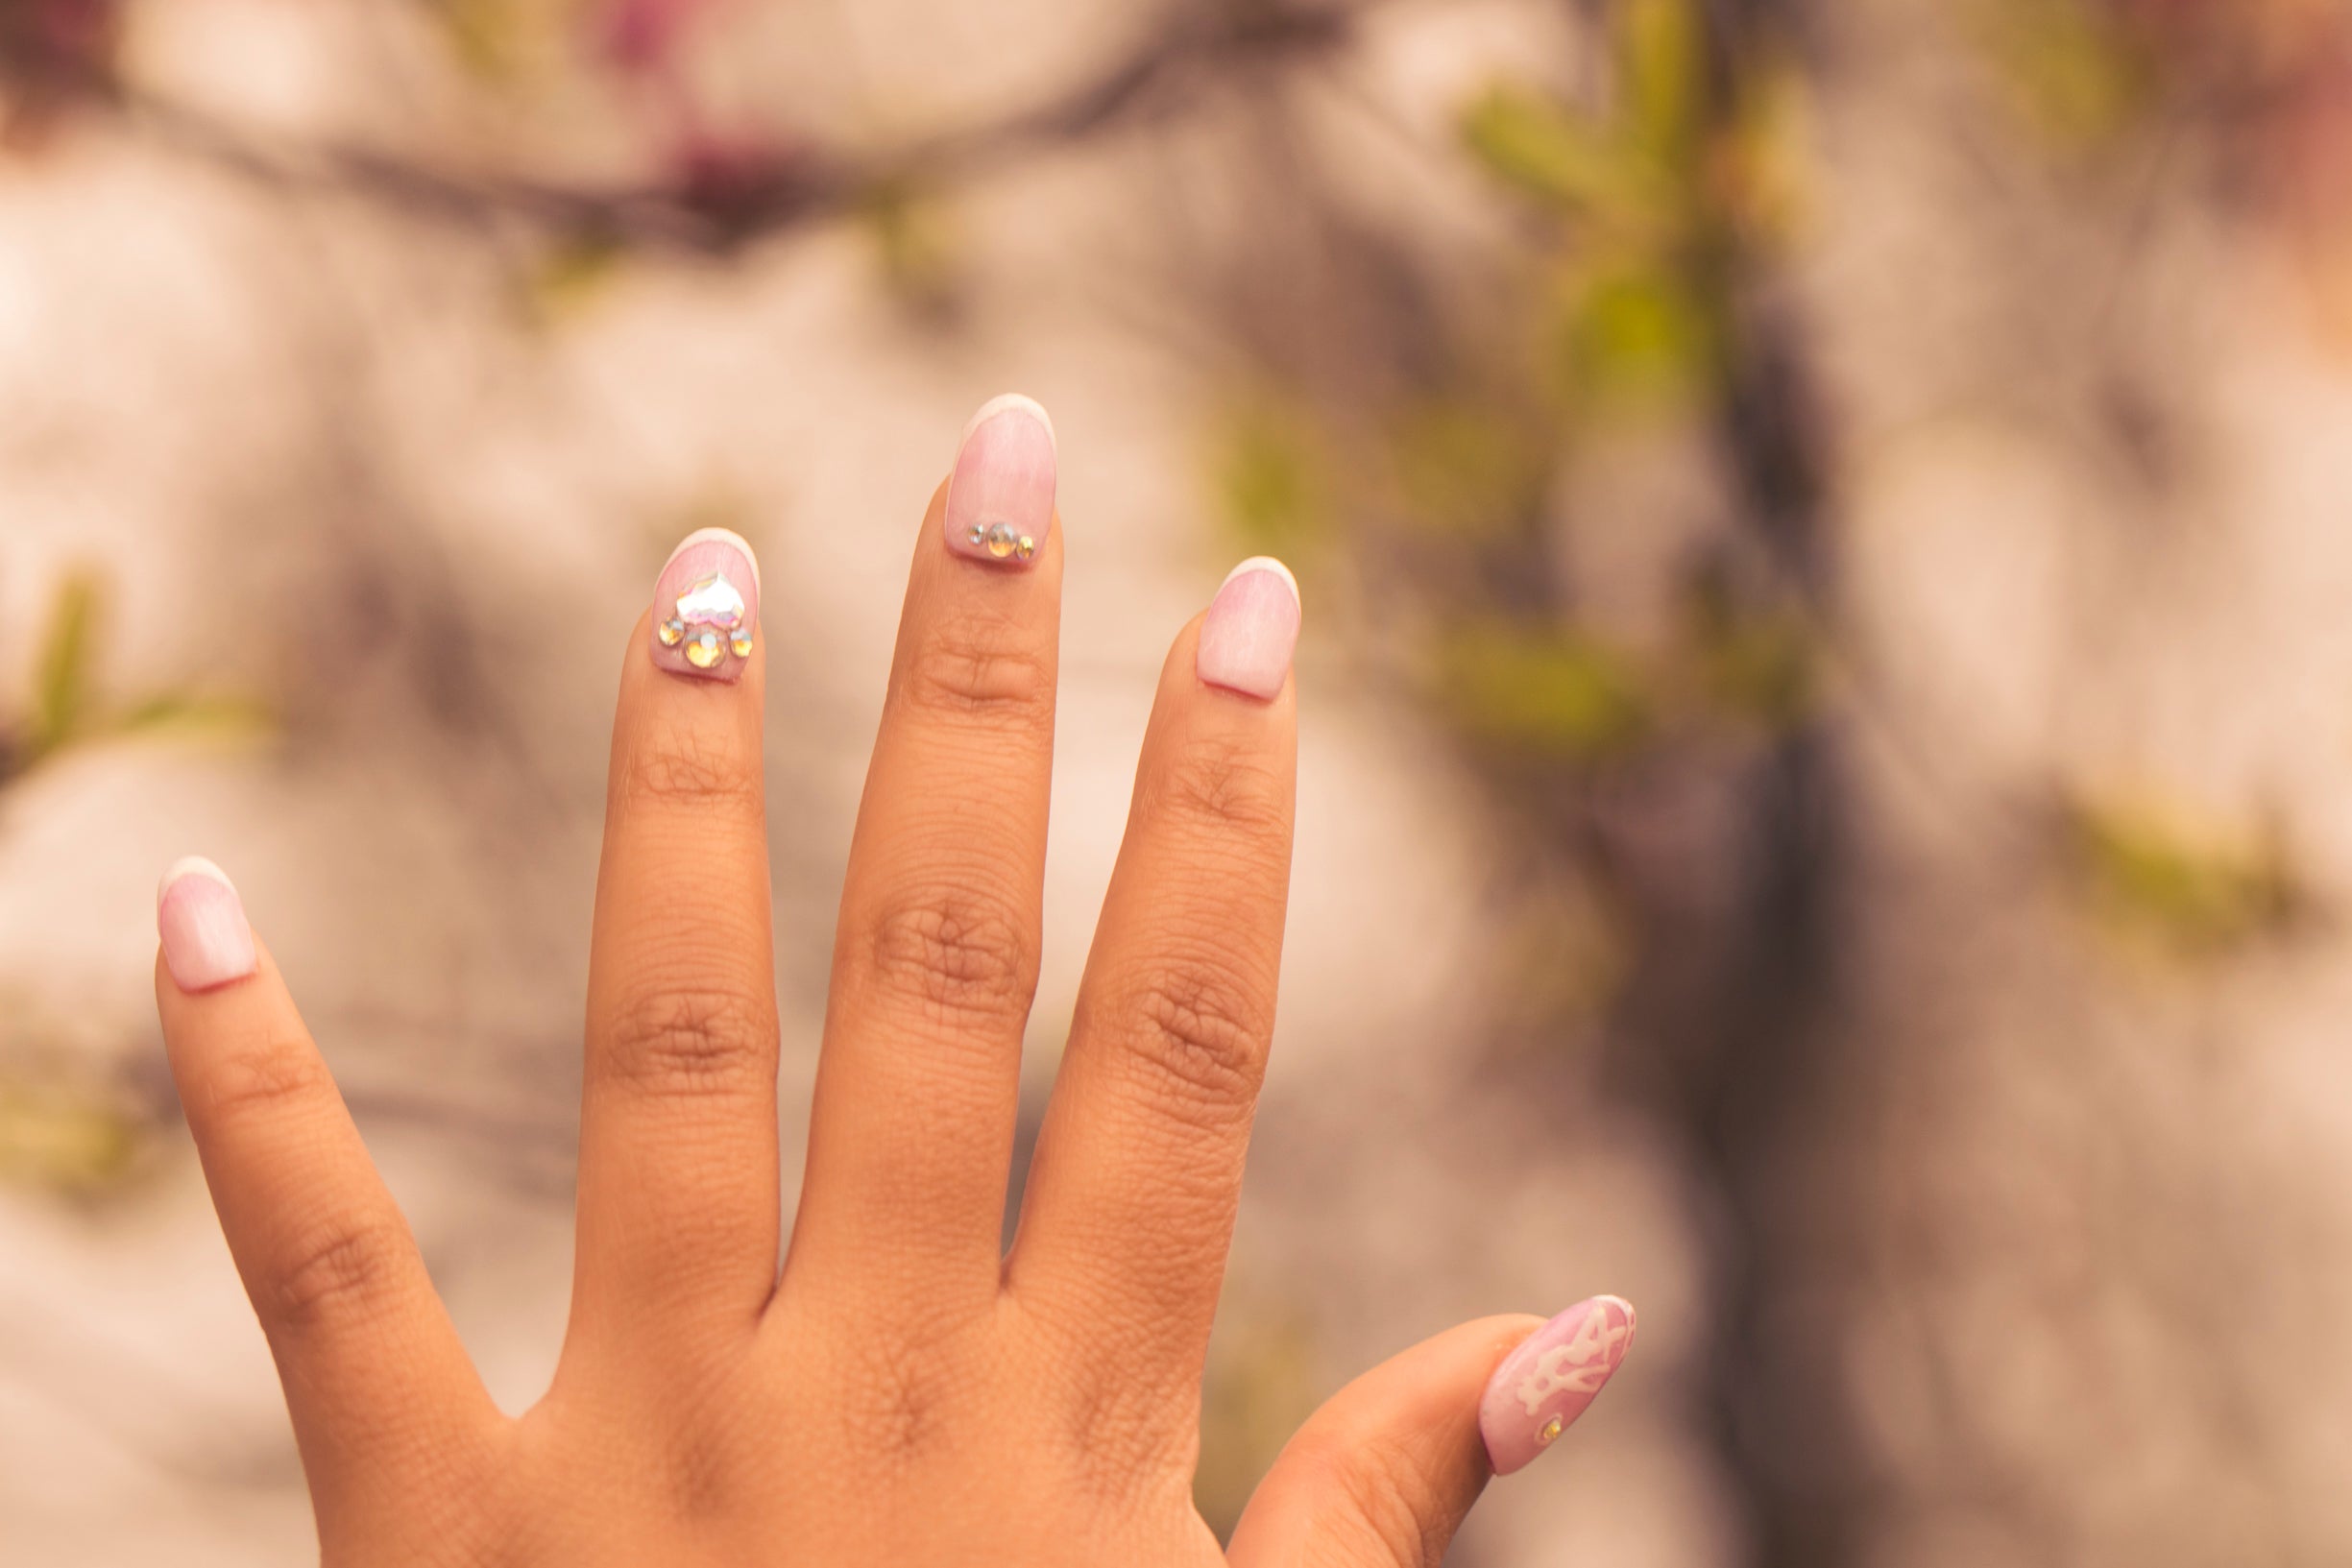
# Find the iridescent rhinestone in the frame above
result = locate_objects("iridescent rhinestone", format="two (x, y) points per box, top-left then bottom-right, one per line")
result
(966, 521), (987, 547)
(657, 618), (685, 647)
(1014, 534), (1035, 561)
(674, 572), (746, 633)
(685, 628), (725, 669)
(730, 632), (754, 659)
(1537, 1415), (1564, 1446)
(983, 521), (1019, 559)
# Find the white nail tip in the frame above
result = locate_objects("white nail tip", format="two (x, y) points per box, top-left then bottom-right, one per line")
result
(1219, 555), (1301, 605)
(158, 855), (236, 909)
(661, 526), (763, 595)
(960, 393), (1056, 451)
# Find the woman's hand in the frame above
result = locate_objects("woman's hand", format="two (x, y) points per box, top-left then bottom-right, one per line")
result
(150, 396), (1633, 1566)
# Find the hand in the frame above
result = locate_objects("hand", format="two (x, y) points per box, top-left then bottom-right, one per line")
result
(151, 396), (1633, 1566)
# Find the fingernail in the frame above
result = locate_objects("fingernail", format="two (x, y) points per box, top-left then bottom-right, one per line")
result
(650, 526), (761, 682)
(157, 856), (258, 993)
(1480, 1294), (1637, 1476)
(944, 393), (1055, 566)
(1196, 557), (1301, 700)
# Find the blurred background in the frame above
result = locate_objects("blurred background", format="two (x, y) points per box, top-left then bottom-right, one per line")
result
(2, 0), (2350, 1561)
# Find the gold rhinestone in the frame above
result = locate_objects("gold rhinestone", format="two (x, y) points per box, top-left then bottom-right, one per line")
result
(1537, 1415), (1564, 1446)
(657, 618), (685, 647)
(686, 629), (725, 669)
(984, 521), (1018, 559)
(1014, 535), (1035, 561)
(731, 632), (755, 658)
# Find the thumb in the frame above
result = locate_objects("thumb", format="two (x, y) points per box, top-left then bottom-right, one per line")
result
(1225, 1297), (1637, 1568)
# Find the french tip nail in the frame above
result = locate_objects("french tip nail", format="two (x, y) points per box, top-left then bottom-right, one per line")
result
(1219, 554), (1300, 604)
(1479, 1294), (1637, 1477)
(157, 855), (258, 993)
(960, 392), (1056, 450)
(1196, 556), (1303, 700)
(660, 525), (762, 594)
(157, 854), (236, 909)
(946, 395), (1058, 567)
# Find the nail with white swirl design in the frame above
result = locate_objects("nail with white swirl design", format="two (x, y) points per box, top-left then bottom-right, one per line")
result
(1479, 1294), (1637, 1475)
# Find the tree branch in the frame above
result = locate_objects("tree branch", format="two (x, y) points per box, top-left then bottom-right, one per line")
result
(99, 3), (1361, 253)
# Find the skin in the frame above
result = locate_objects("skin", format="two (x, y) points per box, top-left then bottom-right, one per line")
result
(152, 478), (1549, 1567)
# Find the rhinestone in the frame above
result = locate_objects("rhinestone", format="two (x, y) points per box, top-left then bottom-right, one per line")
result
(1014, 535), (1035, 561)
(983, 521), (1019, 559)
(685, 629), (725, 669)
(1537, 1415), (1564, 1446)
(966, 521), (987, 547)
(730, 632), (755, 658)
(674, 572), (746, 633)
(657, 618), (685, 647)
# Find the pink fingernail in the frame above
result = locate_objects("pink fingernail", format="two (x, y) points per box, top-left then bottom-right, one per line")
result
(1195, 557), (1301, 700)
(944, 394), (1056, 566)
(157, 856), (258, 993)
(650, 527), (761, 683)
(1479, 1294), (1637, 1476)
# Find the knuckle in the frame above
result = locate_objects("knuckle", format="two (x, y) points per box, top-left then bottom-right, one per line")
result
(266, 1216), (414, 1337)
(603, 983), (774, 1099)
(837, 1327), (965, 1470)
(900, 612), (1055, 727)
(863, 888), (1036, 1026)
(1148, 731), (1290, 837)
(199, 1035), (336, 1132)
(1061, 1377), (1194, 1498)
(618, 727), (761, 817)
(1110, 962), (1273, 1114)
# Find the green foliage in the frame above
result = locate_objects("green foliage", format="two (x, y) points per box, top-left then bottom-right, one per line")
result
(1697, 615), (1811, 728)
(1455, 0), (1796, 417)
(4, 572), (267, 785)
(1391, 398), (1551, 540)
(2069, 796), (2295, 954)
(1550, 258), (1718, 410)
(0, 1076), (150, 1194)
(1193, 1296), (1320, 1539)
(30, 570), (96, 759)
(1459, 85), (1643, 217)
(860, 180), (961, 316)
(426, 0), (555, 80)
(1437, 623), (1649, 760)
(1978, 0), (2157, 149)
(1213, 402), (1329, 559)
(1458, 0), (1707, 221)
(1619, 0), (1704, 172)
(527, 233), (629, 317)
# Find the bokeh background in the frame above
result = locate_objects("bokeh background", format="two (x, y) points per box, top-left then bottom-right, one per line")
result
(4, 0), (2351, 1562)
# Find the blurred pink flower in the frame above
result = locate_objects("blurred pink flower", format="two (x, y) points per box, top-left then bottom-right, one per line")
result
(593, 0), (708, 75)
(667, 123), (809, 222)
(0, 0), (120, 146)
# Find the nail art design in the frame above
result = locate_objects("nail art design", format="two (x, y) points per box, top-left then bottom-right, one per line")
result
(945, 394), (1055, 567)
(1480, 1294), (1636, 1476)
(651, 528), (761, 682)
(1196, 556), (1301, 701)
(156, 856), (258, 994)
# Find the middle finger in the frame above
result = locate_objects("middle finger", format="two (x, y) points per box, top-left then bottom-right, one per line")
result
(783, 395), (1062, 1311)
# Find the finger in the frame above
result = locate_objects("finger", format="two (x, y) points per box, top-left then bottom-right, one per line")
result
(1226, 1300), (1636, 1568)
(154, 859), (497, 1522)
(785, 396), (1060, 1306)
(1005, 558), (1300, 1392)
(576, 527), (780, 1346)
